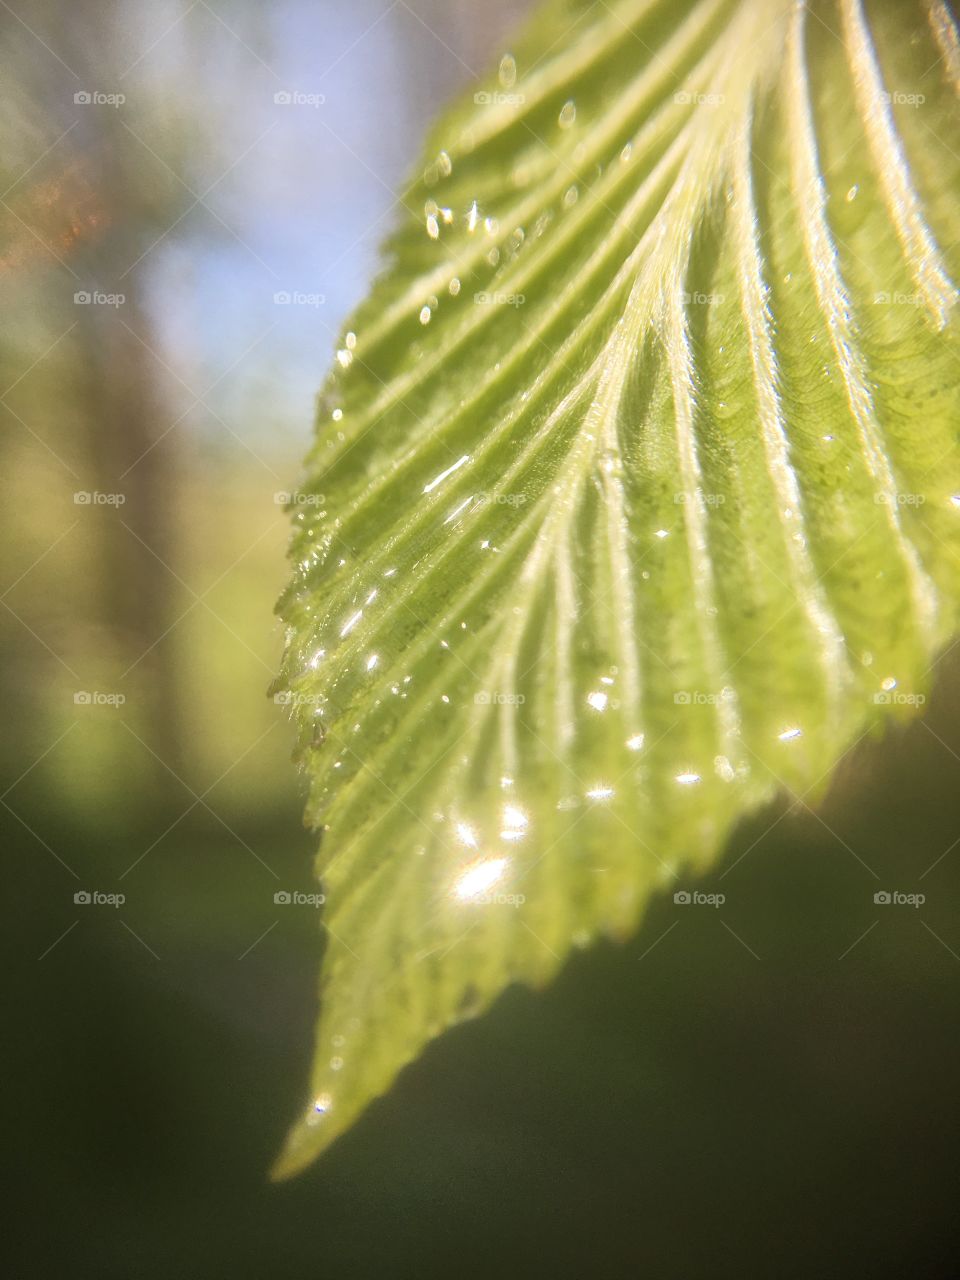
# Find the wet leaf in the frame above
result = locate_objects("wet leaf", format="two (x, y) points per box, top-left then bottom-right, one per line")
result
(272, 0), (960, 1175)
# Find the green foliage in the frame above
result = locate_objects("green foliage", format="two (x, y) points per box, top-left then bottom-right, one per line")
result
(272, 0), (960, 1175)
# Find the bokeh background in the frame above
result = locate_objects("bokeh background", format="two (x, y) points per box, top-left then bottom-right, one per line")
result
(3, 1), (960, 1275)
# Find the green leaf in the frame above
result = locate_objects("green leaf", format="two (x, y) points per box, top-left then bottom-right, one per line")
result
(272, 0), (960, 1176)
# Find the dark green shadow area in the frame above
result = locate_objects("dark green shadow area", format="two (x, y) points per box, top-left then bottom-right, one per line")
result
(6, 656), (960, 1280)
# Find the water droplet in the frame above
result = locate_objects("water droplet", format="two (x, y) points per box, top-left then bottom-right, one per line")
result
(419, 305), (431, 325)
(345, 331), (356, 350)
(466, 200), (480, 233)
(600, 448), (622, 476)
(714, 755), (735, 781)
(332, 408), (343, 421)
(426, 214), (440, 240)
(846, 184), (859, 202)
(563, 184), (579, 208)
(437, 149), (452, 177)
(586, 784), (614, 800)
(558, 99), (576, 129)
(498, 54), (517, 88)
(449, 276), (461, 296)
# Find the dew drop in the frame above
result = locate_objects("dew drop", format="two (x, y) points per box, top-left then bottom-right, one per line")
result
(419, 305), (431, 325)
(558, 99), (576, 129)
(449, 276), (461, 296)
(498, 53), (517, 88)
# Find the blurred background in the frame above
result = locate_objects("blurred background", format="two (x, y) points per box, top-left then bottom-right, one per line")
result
(3, 1), (960, 1276)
